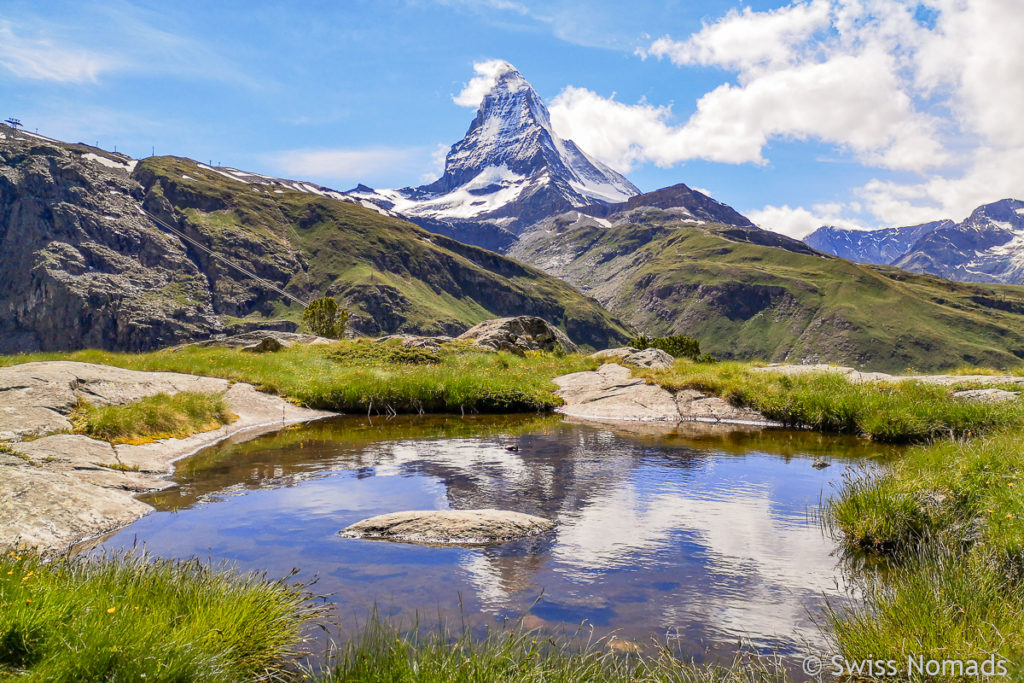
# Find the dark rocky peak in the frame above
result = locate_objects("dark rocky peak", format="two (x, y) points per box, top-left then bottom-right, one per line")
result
(580, 182), (756, 228)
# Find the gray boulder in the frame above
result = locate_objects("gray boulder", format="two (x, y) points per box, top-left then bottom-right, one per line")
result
(339, 509), (555, 545)
(457, 316), (579, 354)
(590, 347), (675, 369)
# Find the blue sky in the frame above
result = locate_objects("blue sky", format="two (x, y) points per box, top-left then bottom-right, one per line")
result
(2, 0), (1022, 236)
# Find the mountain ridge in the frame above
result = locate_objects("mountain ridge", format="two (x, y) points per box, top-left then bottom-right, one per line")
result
(509, 206), (1024, 372)
(804, 199), (1024, 285)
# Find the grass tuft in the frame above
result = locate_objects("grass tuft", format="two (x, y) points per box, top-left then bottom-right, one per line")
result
(69, 391), (237, 444)
(638, 361), (1024, 443)
(317, 613), (788, 683)
(0, 551), (323, 682)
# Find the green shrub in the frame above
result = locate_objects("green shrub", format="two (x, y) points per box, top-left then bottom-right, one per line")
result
(628, 334), (712, 362)
(302, 296), (349, 339)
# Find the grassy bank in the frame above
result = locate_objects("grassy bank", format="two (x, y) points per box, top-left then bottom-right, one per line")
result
(317, 616), (786, 683)
(70, 391), (237, 444)
(0, 340), (597, 415)
(819, 405), (1024, 673)
(0, 552), (321, 682)
(638, 361), (1024, 443)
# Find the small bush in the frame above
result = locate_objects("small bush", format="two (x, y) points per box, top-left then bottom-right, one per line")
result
(302, 296), (349, 339)
(71, 391), (236, 444)
(628, 334), (712, 362)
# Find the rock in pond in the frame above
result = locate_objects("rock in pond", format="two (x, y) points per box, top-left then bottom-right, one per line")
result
(339, 509), (555, 546)
(457, 316), (579, 354)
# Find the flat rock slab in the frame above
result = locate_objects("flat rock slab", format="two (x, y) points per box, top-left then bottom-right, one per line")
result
(0, 361), (230, 440)
(0, 361), (334, 553)
(590, 347), (674, 369)
(753, 364), (1024, 387)
(953, 388), (1020, 402)
(554, 363), (777, 426)
(339, 509), (555, 546)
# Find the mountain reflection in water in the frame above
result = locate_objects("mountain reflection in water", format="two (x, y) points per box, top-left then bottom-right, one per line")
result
(93, 414), (895, 661)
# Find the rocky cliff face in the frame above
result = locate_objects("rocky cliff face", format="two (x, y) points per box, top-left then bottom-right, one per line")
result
(0, 135), (222, 352)
(0, 129), (632, 352)
(349, 62), (639, 251)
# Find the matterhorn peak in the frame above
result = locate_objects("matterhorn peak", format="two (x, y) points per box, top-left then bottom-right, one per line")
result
(351, 62), (639, 251)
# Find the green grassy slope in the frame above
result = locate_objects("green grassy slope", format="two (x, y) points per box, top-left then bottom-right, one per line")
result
(134, 157), (631, 349)
(509, 220), (1024, 372)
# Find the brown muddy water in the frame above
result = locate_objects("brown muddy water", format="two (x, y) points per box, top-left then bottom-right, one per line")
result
(91, 414), (897, 665)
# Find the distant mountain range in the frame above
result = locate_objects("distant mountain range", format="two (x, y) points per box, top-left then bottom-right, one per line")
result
(804, 199), (1024, 285)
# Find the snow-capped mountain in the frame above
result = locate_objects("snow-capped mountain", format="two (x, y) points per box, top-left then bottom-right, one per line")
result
(350, 62), (639, 251)
(892, 199), (1024, 284)
(803, 220), (951, 264)
(804, 199), (1024, 285)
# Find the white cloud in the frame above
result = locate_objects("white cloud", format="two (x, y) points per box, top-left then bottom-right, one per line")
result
(748, 203), (869, 238)
(453, 59), (516, 108)
(549, 0), (1024, 233)
(552, 0), (947, 176)
(0, 24), (116, 83)
(420, 143), (450, 182)
(271, 147), (422, 182)
(643, 0), (833, 73)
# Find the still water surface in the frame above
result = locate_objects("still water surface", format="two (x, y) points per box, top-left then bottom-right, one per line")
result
(94, 415), (894, 662)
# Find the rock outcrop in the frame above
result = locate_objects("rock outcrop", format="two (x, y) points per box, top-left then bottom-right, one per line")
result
(554, 363), (774, 425)
(0, 361), (333, 552)
(339, 509), (555, 545)
(457, 316), (580, 354)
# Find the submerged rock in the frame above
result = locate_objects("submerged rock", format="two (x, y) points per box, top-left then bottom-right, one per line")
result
(339, 509), (555, 545)
(590, 347), (674, 369)
(457, 316), (579, 354)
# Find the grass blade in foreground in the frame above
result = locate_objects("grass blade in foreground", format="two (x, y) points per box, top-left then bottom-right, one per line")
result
(317, 615), (788, 683)
(0, 551), (323, 682)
